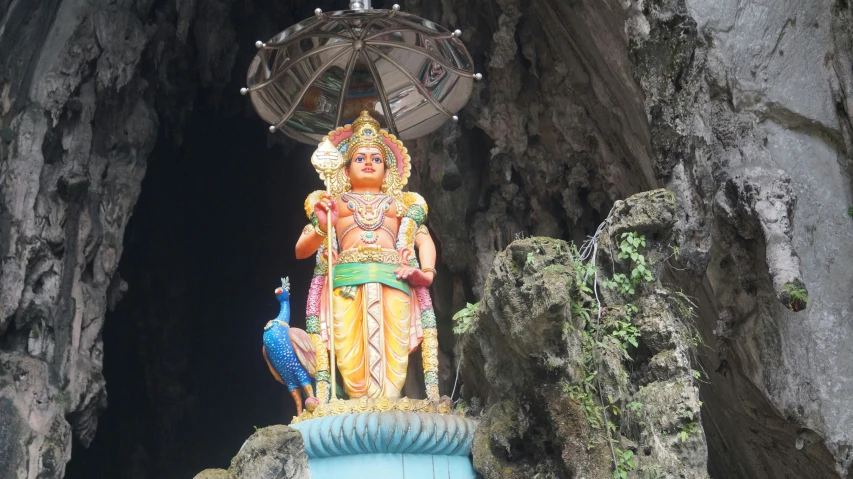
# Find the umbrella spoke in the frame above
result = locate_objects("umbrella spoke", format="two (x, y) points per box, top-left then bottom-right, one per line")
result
(362, 48), (398, 136)
(356, 14), (396, 40)
(264, 17), (323, 46)
(266, 15), (355, 48)
(368, 41), (474, 77)
(274, 46), (354, 130)
(331, 17), (359, 40)
(266, 32), (353, 48)
(265, 18), (351, 47)
(362, 26), (451, 43)
(366, 45), (454, 118)
(249, 42), (349, 92)
(386, 16), (454, 38)
(334, 48), (360, 129)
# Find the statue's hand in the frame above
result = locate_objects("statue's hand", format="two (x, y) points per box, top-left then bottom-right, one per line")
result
(395, 266), (434, 287)
(314, 193), (338, 231)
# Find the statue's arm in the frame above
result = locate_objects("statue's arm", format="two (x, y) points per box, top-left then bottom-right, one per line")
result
(295, 225), (325, 259)
(395, 193), (436, 286)
(414, 227), (436, 271)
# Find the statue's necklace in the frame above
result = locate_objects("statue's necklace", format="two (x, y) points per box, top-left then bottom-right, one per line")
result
(341, 192), (393, 244)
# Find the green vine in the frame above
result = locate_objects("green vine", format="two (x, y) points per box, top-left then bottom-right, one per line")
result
(613, 448), (638, 479)
(452, 302), (479, 335)
(601, 232), (653, 295)
(566, 230), (690, 479)
(568, 247), (643, 478)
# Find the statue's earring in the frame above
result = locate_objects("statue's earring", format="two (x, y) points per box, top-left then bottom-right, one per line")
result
(381, 172), (390, 192)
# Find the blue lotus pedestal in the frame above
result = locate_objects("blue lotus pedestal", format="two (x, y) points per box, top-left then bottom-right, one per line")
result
(289, 405), (477, 479)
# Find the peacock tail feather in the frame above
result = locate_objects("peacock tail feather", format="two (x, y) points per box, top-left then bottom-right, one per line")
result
(289, 327), (317, 376)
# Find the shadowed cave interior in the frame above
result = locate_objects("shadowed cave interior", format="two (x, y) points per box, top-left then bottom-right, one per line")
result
(64, 103), (321, 478)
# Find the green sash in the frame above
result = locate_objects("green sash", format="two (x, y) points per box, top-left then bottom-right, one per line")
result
(333, 262), (410, 294)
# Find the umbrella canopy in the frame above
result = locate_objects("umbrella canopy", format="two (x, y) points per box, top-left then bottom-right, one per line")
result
(242, 1), (481, 144)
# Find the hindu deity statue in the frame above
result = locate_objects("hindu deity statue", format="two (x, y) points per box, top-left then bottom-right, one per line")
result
(259, 112), (475, 479)
(294, 111), (439, 404)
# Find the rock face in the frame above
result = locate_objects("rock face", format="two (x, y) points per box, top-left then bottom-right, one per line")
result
(193, 425), (309, 479)
(1, 0), (853, 478)
(460, 190), (707, 478)
(1, 2), (155, 477)
(627, 1), (853, 477)
(226, 426), (309, 479)
(414, 0), (853, 477)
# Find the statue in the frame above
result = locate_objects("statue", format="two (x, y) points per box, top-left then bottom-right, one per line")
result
(261, 111), (440, 417)
(246, 5), (480, 475)
(294, 111), (440, 404)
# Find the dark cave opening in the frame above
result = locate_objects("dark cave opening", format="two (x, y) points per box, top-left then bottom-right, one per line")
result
(65, 99), (318, 478)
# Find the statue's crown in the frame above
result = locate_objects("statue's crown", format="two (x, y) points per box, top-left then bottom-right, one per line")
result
(347, 111), (387, 161)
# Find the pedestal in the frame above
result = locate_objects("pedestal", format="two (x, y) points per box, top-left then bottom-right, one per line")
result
(290, 408), (477, 479)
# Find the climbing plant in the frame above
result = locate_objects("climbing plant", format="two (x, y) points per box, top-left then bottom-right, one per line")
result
(565, 226), (705, 479)
(601, 232), (654, 295)
(452, 302), (479, 335)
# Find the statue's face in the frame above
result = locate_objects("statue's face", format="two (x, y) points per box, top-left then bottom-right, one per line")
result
(347, 146), (385, 188)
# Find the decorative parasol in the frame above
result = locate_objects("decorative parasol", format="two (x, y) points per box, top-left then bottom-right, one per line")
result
(241, 0), (481, 144)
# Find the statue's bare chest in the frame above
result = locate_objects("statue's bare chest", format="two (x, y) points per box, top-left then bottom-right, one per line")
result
(336, 193), (399, 248)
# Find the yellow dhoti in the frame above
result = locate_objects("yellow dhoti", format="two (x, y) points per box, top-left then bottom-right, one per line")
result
(333, 284), (411, 397)
(320, 259), (423, 399)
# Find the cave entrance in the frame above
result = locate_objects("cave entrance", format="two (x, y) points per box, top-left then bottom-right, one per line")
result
(65, 100), (318, 478)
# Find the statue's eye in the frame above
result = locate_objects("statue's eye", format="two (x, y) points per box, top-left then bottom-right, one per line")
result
(355, 156), (365, 162)
(372, 156), (382, 163)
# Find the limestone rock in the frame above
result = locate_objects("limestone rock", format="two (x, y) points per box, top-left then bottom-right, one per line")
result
(0, 353), (73, 479)
(193, 469), (230, 479)
(462, 194), (708, 478)
(630, 0), (853, 476)
(227, 426), (309, 479)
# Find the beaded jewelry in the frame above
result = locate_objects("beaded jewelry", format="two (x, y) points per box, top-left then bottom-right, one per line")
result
(341, 191), (394, 245)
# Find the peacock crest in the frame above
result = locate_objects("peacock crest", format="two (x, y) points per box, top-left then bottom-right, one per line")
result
(281, 277), (290, 293)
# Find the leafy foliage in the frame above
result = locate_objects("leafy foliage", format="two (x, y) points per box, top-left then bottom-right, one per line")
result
(782, 283), (808, 311)
(607, 304), (640, 350)
(613, 447), (638, 479)
(601, 232), (654, 295)
(452, 302), (479, 335)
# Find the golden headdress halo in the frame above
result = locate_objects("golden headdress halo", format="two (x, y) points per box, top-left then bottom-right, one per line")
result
(319, 111), (412, 204)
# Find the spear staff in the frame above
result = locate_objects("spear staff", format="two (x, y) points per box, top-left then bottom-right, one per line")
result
(311, 139), (344, 402)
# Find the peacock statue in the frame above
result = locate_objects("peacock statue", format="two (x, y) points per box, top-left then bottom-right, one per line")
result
(262, 277), (318, 415)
